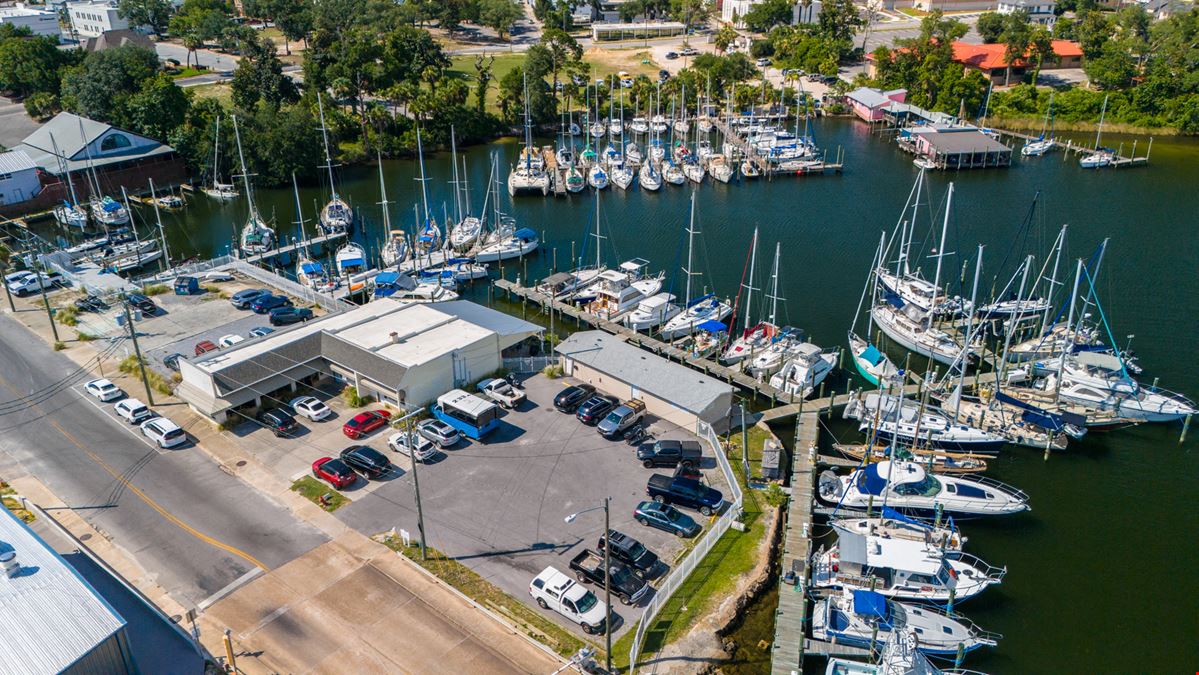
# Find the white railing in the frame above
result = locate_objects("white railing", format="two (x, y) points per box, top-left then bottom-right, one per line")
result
(627, 420), (745, 672)
(133, 257), (354, 313)
(502, 355), (557, 373)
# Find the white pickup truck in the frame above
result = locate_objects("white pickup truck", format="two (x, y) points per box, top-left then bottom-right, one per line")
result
(477, 377), (526, 409)
(6, 271), (63, 297)
(529, 566), (608, 635)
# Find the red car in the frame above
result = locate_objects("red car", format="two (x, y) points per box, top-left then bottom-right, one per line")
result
(342, 410), (392, 439)
(194, 339), (218, 356)
(312, 457), (357, 489)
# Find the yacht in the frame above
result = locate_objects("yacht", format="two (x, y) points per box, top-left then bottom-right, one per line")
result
(834, 510), (965, 551)
(316, 94), (353, 233)
(824, 629), (957, 675)
(844, 392), (1008, 453)
(335, 241), (367, 277)
(818, 460), (1030, 518)
(585, 265), (664, 320)
(623, 293), (680, 331)
(537, 267), (606, 300)
(1027, 351), (1195, 423)
(812, 523), (1004, 602)
(812, 590), (999, 656)
(768, 343), (837, 398)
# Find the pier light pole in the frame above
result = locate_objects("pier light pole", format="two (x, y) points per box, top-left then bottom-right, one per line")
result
(565, 498), (611, 673)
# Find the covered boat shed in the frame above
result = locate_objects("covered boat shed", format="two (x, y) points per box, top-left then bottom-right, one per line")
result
(903, 127), (1012, 170)
(555, 330), (734, 430)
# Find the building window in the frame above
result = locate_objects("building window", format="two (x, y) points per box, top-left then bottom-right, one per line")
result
(100, 133), (132, 152)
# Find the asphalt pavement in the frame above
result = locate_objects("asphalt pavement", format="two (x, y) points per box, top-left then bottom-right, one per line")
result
(0, 312), (328, 609)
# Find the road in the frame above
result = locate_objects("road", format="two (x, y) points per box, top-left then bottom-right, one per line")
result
(0, 313), (327, 608)
(155, 43), (240, 72)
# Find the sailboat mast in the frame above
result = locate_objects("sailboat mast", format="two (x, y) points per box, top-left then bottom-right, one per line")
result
(594, 192), (603, 269)
(955, 245), (984, 418)
(49, 133), (78, 207)
(450, 127), (461, 224)
(149, 178), (171, 267)
(932, 182), (953, 300)
(684, 190), (696, 304)
(1056, 259), (1085, 402)
(462, 156), (472, 218)
(317, 93), (338, 199)
(292, 172), (306, 240)
(1094, 94), (1108, 150)
(212, 116), (221, 188)
(743, 228), (759, 326)
(376, 152), (391, 232)
(1040, 224), (1067, 336)
(768, 242), (781, 325)
(231, 115), (256, 218)
(997, 255), (1033, 383)
(416, 127), (431, 225)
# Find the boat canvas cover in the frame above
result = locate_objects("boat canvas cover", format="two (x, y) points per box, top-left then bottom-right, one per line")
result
(685, 293), (715, 309)
(852, 590), (888, 618)
(514, 228), (537, 240)
(882, 506), (931, 529)
(697, 320), (727, 333)
(340, 257), (364, 267)
(300, 262), (323, 275)
(860, 344), (885, 367)
(857, 463), (888, 496)
(374, 271), (400, 285)
(995, 391), (1085, 429)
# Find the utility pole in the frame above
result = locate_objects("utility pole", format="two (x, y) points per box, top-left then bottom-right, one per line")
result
(393, 406), (429, 559)
(603, 496), (611, 674)
(36, 243), (60, 343)
(122, 299), (154, 405)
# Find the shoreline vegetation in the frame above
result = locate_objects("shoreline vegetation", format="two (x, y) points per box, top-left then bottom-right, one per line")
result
(986, 115), (1180, 136)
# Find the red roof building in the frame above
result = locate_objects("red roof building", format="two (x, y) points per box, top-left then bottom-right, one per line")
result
(867, 40), (1084, 87)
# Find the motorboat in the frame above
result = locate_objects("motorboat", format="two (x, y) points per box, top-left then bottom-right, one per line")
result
(1026, 351), (1195, 423)
(585, 266), (664, 320)
(334, 241), (367, 277)
(848, 331), (902, 387)
(638, 162), (661, 192)
(474, 227), (539, 262)
(812, 590), (999, 656)
(817, 460), (1030, 518)
(659, 294), (732, 340)
(812, 523), (1004, 602)
(740, 159), (760, 179)
(768, 342), (837, 398)
(679, 321), (728, 359)
(90, 196), (130, 227)
(824, 628), (955, 675)
(843, 392), (1008, 454)
(623, 292), (680, 331)
(536, 267), (606, 300)
(913, 157), (937, 170)
(381, 229), (409, 268)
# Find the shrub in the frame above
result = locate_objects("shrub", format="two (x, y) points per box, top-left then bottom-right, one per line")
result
(118, 355), (143, 374)
(56, 305), (79, 326)
(542, 364), (564, 379)
(52, 341), (65, 351)
(24, 92), (59, 121)
(342, 386), (373, 407)
(142, 284), (169, 296)
(76, 331), (97, 342)
(763, 483), (788, 508)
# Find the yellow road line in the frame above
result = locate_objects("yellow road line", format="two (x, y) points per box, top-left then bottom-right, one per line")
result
(0, 372), (268, 571)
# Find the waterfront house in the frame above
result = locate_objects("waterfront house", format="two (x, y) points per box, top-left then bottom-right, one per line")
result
(0, 151), (41, 206)
(845, 87), (908, 123)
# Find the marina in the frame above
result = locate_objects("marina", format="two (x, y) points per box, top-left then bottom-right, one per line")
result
(5, 115), (1198, 675)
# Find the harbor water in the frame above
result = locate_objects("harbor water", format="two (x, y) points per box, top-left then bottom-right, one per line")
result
(41, 119), (1199, 673)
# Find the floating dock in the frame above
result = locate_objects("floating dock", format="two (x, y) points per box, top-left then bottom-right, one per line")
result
(237, 231), (347, 264)
(997, 128), (1151, 168)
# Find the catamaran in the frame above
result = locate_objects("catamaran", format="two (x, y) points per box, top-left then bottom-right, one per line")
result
(231, 115), (274, 255)
(316, 93), (353, 234)
(659, 192), (732, 339)
(203, 116), (239, 201)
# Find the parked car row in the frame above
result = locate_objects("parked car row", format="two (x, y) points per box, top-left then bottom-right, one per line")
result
(84, 378), (187, 448)
(229, 288), (313, 325)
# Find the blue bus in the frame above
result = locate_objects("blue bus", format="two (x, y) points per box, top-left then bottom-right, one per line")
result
(432, 389), (501, 440)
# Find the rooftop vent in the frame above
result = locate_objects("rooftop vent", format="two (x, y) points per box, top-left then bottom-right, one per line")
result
(0, 550), (19, 578)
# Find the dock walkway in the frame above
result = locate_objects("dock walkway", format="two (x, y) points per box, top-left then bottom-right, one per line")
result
(238, 232), (347, 264)
(997, 128), (1150, 168)
(708, 117), (844, 177)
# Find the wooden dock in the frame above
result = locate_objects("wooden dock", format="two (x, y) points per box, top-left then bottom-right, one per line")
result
(494, 278), (805, 404)
(996, 128), (1150, 168)
(771, 412), (819, 675)
(238, 231), (347, 264)
(709, 117), (844, 178)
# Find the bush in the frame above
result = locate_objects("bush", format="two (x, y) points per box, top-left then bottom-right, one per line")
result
(118, 355), (143, 374)
(24, 92), (59, 121)
(342, 386), (373, 407)
(76, 331), (97, 342)
(763, 483), (788, 508)
(52, 341), (65, 351)
(750, 39), (775, 59)
(56, 305), (79, 326)
(142, 284), (169, 296)
(542, 364), (564, 379)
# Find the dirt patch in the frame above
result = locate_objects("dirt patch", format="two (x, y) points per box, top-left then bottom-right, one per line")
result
(584, 47), (661, 79)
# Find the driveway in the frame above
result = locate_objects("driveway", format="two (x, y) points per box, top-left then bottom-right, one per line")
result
(155, 43), (240, 72)
(0, 97), (42, 150)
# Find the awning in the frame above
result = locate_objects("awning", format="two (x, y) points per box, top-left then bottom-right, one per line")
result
(686, 293), (714, 308)
(340, 257), (364, 267)
(374, 271), (399, 285)
(300, 262), (323, 274)
(861, 344), (884, 367)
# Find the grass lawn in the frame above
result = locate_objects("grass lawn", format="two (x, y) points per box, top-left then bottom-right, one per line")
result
(379, 536), (591, 660)
(898, 7), (929, 16)
(449, 54), (526, 114)
(615, 427), (774, 670)
(168, 66), (207, 80)
(189, 82), (234, 108)
(290, 476), (350, 512)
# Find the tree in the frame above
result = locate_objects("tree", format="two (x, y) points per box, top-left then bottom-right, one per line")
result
(61, 43), (161, 123)
(670, 0), (711, 34)
(169, 0), (233, 66)
(817, 0), (863, 56)
(1084, 41), (1136, 89)
(714, 25), (738, 53)
(271, 0), (313, 54)
(474, 54), (495, 113)
(231, 36), (298, 110)
(0, 34), (71, 97)
(878, 11), (968, 110)
(1026, 25), (1055, 83)
(976, 12), (1005, 44)
(540, 28), (582, 101)
(742, 0), (791, 33)
(477, 0), (522, 41)
(380, 25), (449, 87)
(118, 0), (173, 37)
(125, 74), (190, 140)
(1000, 10), (1032, 85)
(1074, 10), (1114, 60)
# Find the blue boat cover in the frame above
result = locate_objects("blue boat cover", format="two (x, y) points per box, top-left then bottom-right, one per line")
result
(697, 320), (727, 333)
(858, 463), (887, 496)
(1070, 344), (1110, 353)
(514, 228), (537, 240)
(686, 293), (715, 308)
(883, 291), (905, 309)
(101, 198), (122, 212)
(881, 506), (930, 529)
(861, 344), (884, 367)
(340, 257), (364, 267)
(300, 262), (323, 274)
(852, 590), (887, 618)
(374, 271), (399, 285)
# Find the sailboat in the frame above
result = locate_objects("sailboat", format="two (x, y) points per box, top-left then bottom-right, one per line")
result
(316, 93), (353, 233)
(49, 133), (88, 229)
(662, 160), (685, 185)
(476, 155), (539, 262)
(659, 191), (733, 339)
(203, 116), (239, 200)
(376, 153), (407, 269)
(293, 174), (334, 291)
(231, 115), (274, 255)
(608, 87), (634, 189)
(1021, 92), (1056, 157)
(508, 73), (551, 196)
(77, 119), (129, 228)
(446, 128), (482, 250)
(849, 234), (901, 387)
(722, 229), (776, 365)
(1079, 94), (1114, 168)
(413, 128), (444, 258)
(811, 589), (1000, 655)
(638, 159), (661, 192)
(587, 161), (609, 190)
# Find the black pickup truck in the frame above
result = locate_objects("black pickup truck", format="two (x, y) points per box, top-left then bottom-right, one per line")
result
(636, 439), (703, 469)
(598, 530), (661, 579)
(568, 549), (650, 605)
(646, 474), (724, 516)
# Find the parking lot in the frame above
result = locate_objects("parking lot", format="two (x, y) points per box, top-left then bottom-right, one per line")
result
(316, 374), (730, 638)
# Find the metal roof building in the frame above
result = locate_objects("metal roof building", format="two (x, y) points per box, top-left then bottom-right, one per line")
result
(555, 331), (734, 430)
(13, 112), (175, 175)
(0, 507), (132, 675)
(176, 299), (542, 421)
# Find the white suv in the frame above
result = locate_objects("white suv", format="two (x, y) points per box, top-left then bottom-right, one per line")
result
(218, 334), (245, 348)
(85, 378), (124, 402)
(114, 398), (154, 424)
(141, 418), (187, 448)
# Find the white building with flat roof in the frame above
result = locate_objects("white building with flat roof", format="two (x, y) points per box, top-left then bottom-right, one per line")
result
(997, 0), (1056, 24)
(0, 3), (61, 38)
(176, 298), (542, 421)
(0, 151), (41, 206)
(67, 1), (127, 38)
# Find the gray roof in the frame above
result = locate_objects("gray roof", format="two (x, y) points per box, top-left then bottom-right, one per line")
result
(14, 112), (174, 175)
(916, 128), (1011, 154)
(0, 150), (36, 175)
(0, 508), (127, 675)
(555, 331), (733, 415)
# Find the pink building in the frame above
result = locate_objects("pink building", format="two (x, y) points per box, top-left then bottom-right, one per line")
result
(845, 87), (907, 123)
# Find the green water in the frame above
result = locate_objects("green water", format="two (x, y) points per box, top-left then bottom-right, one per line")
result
(44, 121), (1199, 673)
